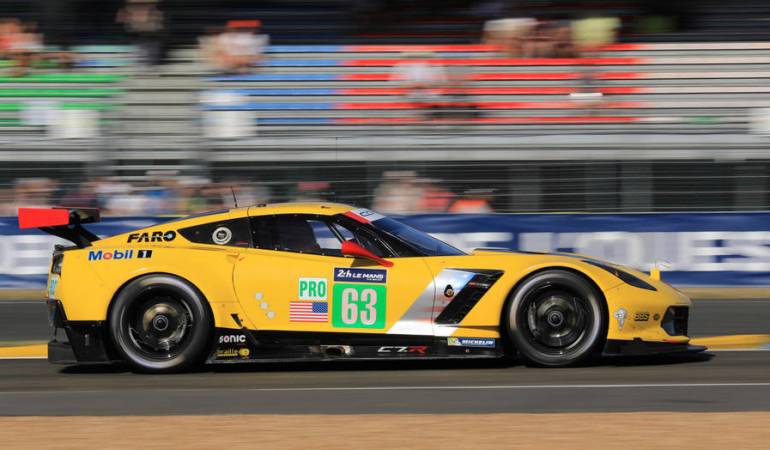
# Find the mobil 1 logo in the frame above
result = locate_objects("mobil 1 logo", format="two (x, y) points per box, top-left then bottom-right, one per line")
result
(298, 278), (327, 301)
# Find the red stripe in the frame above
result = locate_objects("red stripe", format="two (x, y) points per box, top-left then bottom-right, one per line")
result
(344, 211), (370, 224)
(17, 208), (69, 229)
(339, 87), (645, 95)
(337, 101), (644, 110)
(342, 73), (645, 81)
(600, 43), (646, 51)
(343, 58), (643, 67)
(336, 116), (640, 124)
(347, 44), (500, 53)
(596, 72), (645, 80)
(471, 73), (580, 80)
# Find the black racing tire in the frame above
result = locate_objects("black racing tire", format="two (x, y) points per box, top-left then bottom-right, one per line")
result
(505, 270), (606, 367)
(108, 274), (212, 373)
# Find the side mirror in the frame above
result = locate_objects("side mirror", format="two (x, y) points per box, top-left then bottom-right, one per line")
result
(341, 240), (393, 267)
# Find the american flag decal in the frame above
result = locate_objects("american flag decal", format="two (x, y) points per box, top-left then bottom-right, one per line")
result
(289, 301), (328, 322)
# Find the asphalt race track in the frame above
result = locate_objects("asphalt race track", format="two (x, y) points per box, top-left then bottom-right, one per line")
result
(0, 299), (769, 416)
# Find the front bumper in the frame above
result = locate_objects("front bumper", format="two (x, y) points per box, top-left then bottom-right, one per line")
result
(46, 299), (114, 364)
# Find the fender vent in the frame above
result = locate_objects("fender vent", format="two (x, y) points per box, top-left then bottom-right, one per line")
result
(435, 270), (503, 325)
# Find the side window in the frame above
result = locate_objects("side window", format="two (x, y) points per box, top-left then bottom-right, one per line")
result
(330, 221), (387, 257)
(178, 218), (252, 247)
(270, 215), (330, 256)
(250, 216), (274, 250)
(333, 215), (417, 257)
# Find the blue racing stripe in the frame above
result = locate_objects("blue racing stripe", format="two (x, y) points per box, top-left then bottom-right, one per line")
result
(262, 60), (340, 67)
(256, 117), (332, 124)
(266, 45), (344, 53)
(203, 103), (333, 111)
(233, 88), (339, 96)
(206, 74), (339, 82)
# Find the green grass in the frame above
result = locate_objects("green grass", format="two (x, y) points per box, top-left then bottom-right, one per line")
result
(0, 103), (117, 111)
(0, 73), (126, 83)
(0, 88), (122, 97)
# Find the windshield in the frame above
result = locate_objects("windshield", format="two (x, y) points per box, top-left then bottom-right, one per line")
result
(370, 216), (466, 257)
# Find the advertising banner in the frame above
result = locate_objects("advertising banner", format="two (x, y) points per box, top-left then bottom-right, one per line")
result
(2, 213), (770, 289)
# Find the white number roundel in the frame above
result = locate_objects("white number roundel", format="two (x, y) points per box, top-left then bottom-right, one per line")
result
(340, 287), (378, 325)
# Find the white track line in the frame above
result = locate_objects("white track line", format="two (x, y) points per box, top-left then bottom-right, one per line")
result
(244, 383), (770, 392)
(3, 382), (770, 396)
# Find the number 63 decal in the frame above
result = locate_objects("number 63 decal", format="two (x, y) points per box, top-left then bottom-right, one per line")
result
(332, 283), (387, 329)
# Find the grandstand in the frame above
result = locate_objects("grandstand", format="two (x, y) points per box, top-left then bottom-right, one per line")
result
(2, 0), (770, 212)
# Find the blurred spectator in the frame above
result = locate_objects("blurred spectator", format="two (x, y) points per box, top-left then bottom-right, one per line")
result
(295, 181), (331, 203)
(571, 17), (620, 111)
(9, 178), (58, 211)
(0, 19), (44, 77)
(117, 0), (166, 68)
(204, 20), (269, 74)
(416, 179), (455, 212)
(391, 52), (448, 119)
(449, 189), (495, 213)
(373, 171), (425, 214)
(58, 180), (100, 208)
(483, 17), (536, 57)
(535, 21), (577, 58)
(571, 17), (620, 53)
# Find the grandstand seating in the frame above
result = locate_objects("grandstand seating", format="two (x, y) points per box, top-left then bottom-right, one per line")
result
(197, 42), (770, 136)
(4, 39), (770, 179)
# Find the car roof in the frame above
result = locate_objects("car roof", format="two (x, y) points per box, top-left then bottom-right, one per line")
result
(163, 202), (356, 228)
(245, 202), (354, 217)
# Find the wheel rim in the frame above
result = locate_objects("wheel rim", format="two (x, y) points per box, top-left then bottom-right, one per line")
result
(125, 295), (194, 360)
(519, 286), (593, 356)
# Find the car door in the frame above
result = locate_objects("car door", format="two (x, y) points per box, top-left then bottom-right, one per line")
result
(232, 213), (436, 337)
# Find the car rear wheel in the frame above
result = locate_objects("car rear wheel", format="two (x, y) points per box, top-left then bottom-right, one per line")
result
(505, 270), (606, 367)
(109, 275), (212, 373)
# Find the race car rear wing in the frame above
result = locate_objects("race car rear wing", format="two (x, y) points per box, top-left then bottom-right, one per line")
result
(18, 207), (101, 248)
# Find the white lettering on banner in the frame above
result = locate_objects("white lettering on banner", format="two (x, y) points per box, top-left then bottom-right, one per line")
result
(430, 232), (513, 251)
(0, 235), (68, 275)
(519, 231), (770, 272)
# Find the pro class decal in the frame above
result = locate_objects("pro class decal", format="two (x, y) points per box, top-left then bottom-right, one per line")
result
(298, 277), (328, 301)
(447, 337), (496, 348)
(127, 230), (176, 243)
(332, 283), (386, 329)
(334, 267), (387, 284)
(88, 249), (153, 261)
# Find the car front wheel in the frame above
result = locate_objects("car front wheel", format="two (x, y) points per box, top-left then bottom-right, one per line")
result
(505, 270), (606, 367)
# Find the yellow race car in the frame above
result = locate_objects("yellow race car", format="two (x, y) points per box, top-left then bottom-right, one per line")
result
(20, 203), (702, 373)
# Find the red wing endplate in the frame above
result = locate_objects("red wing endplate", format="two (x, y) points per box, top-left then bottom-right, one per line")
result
(18, 207), (101, 247)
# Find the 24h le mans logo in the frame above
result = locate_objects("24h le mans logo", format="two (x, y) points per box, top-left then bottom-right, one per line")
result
(332, 283), (386, 329)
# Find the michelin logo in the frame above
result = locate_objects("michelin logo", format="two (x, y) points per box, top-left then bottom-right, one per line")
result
(88, 249), (153, 261)
(447, 337), (496, 348)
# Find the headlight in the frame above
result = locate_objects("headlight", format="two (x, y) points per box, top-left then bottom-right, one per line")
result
(583, 260), (657, 291)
